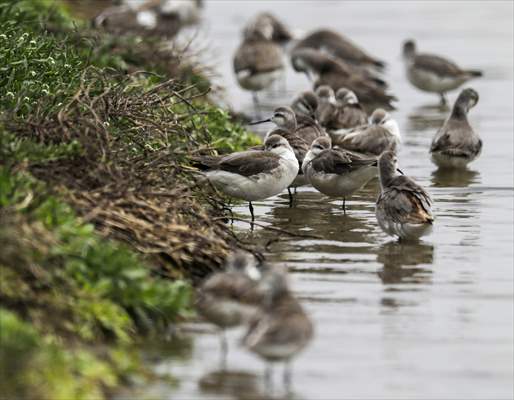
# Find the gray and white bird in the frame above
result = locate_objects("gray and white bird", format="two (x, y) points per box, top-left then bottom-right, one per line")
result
(402, 39), (482, 105)
(291, 48), (396, 109)
(195, 134), (298, 221)
(234, 26), (285, 107)
(430, 88), (481, 169)
(242, 266), (313, 388)
(252, 107), (310, 199)
(302, 136), (378, 213)
(315, 85), (337, 128)
(376, 151), (434, 241)
(331, 108), (400, 156)
(196, 251), (262, 365)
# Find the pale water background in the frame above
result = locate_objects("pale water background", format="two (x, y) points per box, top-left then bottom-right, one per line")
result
(123, 1), (513, 399)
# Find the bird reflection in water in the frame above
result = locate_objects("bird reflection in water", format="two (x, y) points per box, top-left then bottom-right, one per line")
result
(431, 167), (480, 188)
(376, 241), (434, 285)
(407, 104), (448, 133)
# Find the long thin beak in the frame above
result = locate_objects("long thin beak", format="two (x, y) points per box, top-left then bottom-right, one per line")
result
(397, 168), (404, 175)
(248, 118), (272, 126)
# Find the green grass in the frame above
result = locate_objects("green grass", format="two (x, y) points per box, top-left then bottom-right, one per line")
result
(0, 0), (258, 398)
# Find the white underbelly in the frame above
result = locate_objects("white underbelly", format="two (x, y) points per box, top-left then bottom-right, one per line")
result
(376, 208), (433, 240)
(206, 162), (297, 201)
(307, 166), (377, 197)
(236, 69), (283, 91)
(431, 152), (475, 169)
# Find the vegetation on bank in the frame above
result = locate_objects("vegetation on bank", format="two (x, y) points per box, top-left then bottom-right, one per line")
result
(0, 1), (259, 398)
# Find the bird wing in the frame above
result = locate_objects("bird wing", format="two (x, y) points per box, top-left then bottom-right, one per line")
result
(378, 176), (433, 224)
(414, 53), (463, 77)
(337, 125), (396, 155)
(310, 148), (376, 174)
(218, 151), (281, 177)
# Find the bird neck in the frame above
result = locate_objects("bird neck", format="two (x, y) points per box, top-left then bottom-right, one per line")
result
(379, 162), (396, 189)
(450, 102), (468, 120)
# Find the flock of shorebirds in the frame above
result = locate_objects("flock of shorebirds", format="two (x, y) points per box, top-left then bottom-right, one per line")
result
(192, 10), (484, 391)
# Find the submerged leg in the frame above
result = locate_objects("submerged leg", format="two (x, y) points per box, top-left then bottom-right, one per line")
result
(283, 361), (292, 390)
(249, 201), (255, 222)
(265, 363), (273, 392)
(439, 93), (447, 106)
(287, 187), (294, 207)
(219, 330), (228, 370)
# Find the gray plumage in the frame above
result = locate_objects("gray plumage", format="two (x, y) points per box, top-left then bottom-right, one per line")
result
(195, 149), (281, 177)
(323, 88), (368, 130)
(293, 29), (385, 69)
(332, 109), (400, 156)
(376, 151), (434, 240)
(430, 88), (481, 168)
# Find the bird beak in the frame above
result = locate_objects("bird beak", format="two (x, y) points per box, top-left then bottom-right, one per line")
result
(304, 71), (313, 82)
(248, 118), (272, 126)
(397, 168), (404, 175)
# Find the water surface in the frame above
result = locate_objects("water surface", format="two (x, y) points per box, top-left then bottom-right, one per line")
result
(134, 2), (514, 399)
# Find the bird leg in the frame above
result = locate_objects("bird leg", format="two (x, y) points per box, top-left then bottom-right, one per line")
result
(342, 198), (346, 214)
(265, 363), (274, 393)
(219, 330), (228, 370)
(439, 93), (448, 107)
(252, 92), (261, 117)
(287, 187), (294, 207)
(249, 201), (255, 231)
(283, 361), (292, 390)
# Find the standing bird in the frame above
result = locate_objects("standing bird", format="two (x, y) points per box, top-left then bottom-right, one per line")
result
(196, 251), (262, 366)
(293, 29), (386, 70)
(234, 27), (285, 109)
(242, 267), (313, 388)
(430, 88), (481, 169)
(376, 151), (434, 241)
(290, 91), (327, 145)
(252, 107), (310, 201)
(402, 39), (482, 106)
(331, 109), (400, 156)
(323, 88), (368, 132)
(195, 134), (298, 222)
(291, 48), (396, 109)
(302, 137), (378, 213)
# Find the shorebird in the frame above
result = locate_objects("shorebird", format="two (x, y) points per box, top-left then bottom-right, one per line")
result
(291, 48), (396, 109)
(331, 108), (400, 156)
(251, 107), (309, 201)
(302, 136), (377, 213)
(234, 25), (285, 108)
(290, 91), (327, 145)
(402, 39), (483, 105)
(322, 88), (368, 131)
(293, 29), (385, 70)
(196, 251), (262, 366)
(244, 12), (292, 45)
(376, 151), (434, 241)
(195, 134), (298, 222)
(94, 0), (202, 36)
(242, 266), (313, 388)
(430, 88), (481, 168)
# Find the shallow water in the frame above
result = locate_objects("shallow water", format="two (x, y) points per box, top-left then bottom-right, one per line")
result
(129, 1), (513, 399)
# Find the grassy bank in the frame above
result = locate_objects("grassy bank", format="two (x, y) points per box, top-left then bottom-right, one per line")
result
(0, 1), (259, 398)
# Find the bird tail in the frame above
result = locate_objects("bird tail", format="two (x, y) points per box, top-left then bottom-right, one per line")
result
(372, 59), (386, 70)
(466, 69), (483, 77)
